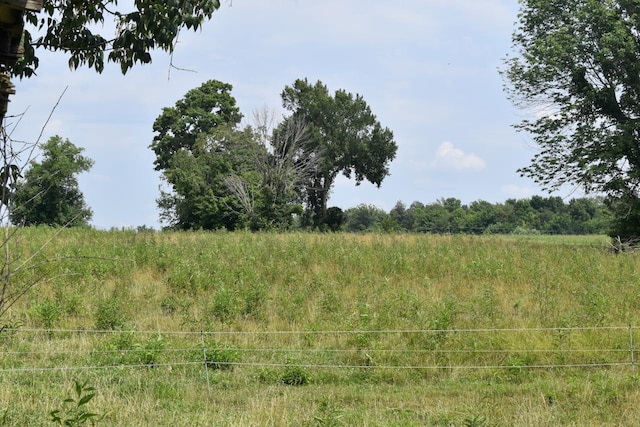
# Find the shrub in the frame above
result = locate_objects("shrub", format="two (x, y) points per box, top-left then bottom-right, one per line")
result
(29, 299), (62, 330)
(204, 342), (240, 371)
(94, 298), (128, 330)
(241, 284), (267, 319)
(281, 363), (310, 386)
(209, 287), (238, 323)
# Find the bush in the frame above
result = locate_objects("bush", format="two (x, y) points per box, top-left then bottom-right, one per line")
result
(29, 299), (62, 330)
(281, 363), (310, 386)
(94, 298), (128, 330)
(209, 287), (238, 323)
(204, 342), (240, 371)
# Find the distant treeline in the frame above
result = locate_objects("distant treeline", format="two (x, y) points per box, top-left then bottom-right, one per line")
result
(338, 196), (613, 235)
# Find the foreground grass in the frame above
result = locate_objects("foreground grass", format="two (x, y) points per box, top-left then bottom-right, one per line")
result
(0, 230), (639, 425)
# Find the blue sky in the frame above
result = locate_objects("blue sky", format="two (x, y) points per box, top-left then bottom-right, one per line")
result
(7, 0), (567, 229)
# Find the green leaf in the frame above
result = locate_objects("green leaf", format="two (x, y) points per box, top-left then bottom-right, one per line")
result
(77, 393), (95, 407)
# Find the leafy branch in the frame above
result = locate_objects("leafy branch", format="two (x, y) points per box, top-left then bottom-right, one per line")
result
(50, 380), (104, 426)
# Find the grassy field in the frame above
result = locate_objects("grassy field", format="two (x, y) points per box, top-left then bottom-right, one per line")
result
(1, 229), (639, 426)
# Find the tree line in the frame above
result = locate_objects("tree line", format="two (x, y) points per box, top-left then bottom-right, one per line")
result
(340, 196), (613, 235)
(8, 138), (614, 237)
(0, 77), (619, 238)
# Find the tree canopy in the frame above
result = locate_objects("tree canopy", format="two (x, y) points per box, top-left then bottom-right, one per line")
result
(151, 80), (247, 230)
(345, 196), (612, 235)
(156, 124), (259, 230)
(12, 0), (221, 77)
(281, 79), (397, 227)
(10, 135), (93, 227)
(150, 79), (242, 171)
(503, 0), (640, 238)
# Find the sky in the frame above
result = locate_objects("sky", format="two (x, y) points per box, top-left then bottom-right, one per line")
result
(6, 0), (570, 229)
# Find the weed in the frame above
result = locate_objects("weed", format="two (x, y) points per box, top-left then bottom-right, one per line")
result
(136, 335), (165, 366)
(50, 380), (104, 426)
(282, 290), (306, 322)
(533, 276), (557, 325)
(281, 362), (310, 386)
(91, 331), (134, 366)
(0, 318), (22, 345)
(580, 283), (610, 326)
(430, 412), (457, 426)
(311, 398), (345, 426)
(160, 295), (179, 316)
(592, 372), (620, 405)
(61, 291), (84, 317)
(554, 327), (571, 365)
(94, 298), (128, 330)
(505, 355), (531, 383)
(320, 288), (342, 315)
(471, 284), (501, 323)
(164, 259), (200, 294)
(28, 299), (62, 331)
(257, 368), (279, 383)
(90, 332), (164, 367)
(53, 283), (84, 317)
(241, 283), (267, 319)
(424, 297), (457, 350)
(463, 414), (487, 427)
(346, 303), (375, 349)
(209, 287), (238, 323)
(380, 288), (422, 324)
(204, 342), (240, 370)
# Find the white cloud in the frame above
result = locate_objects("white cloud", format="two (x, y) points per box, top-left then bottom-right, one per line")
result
(432, 142), (486, 172)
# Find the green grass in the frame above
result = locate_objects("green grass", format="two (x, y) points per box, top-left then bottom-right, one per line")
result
(0, 229), (639, 425)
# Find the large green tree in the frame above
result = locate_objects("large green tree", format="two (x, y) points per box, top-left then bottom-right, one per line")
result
(281, 79), (397, 227)
(503, 0), (640, 238)
(12, 0), (221, 77)
(151, 80), (258, 230)
(10, 135), (93, 226)
(156, 125), (259, 230)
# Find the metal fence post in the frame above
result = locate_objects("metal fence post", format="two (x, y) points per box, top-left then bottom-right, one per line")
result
(202, 330), (211, 397)
(629, 325), (635, 375)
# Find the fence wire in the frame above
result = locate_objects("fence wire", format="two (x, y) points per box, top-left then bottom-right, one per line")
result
(0, 325), (636, 374)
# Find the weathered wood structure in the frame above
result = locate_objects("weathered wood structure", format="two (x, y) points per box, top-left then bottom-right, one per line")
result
(0, 0), (42, 119)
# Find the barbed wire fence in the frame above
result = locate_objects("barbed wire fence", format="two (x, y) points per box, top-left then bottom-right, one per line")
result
(0, 326), (637, 391)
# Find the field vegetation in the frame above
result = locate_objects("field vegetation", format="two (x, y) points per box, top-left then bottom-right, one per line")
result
(1, 228), (639, 425)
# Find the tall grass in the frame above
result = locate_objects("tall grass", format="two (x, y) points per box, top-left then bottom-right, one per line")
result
(0, 229), (639, 425)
